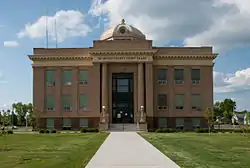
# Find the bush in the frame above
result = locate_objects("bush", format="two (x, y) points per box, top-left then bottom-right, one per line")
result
(7, 130), (13, 134)
(39, 129), (45, 134)
(0, 130), (7, 136)
(50, 129), (57, 133)
(195, 128), (209, 133)
(80, 128), (99, 133)
(45, 130), (50, 133)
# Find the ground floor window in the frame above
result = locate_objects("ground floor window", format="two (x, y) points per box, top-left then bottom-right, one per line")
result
(192, 118), (201, 129)
(176, 118), (184, 129)
(46, 118), (54, 129)
(63, 118), (72, 130)
(80, 118), (88, 128)
(158, 118), (167, 128)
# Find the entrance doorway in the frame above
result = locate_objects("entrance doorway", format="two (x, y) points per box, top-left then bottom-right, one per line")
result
(112, 73), (134, 123)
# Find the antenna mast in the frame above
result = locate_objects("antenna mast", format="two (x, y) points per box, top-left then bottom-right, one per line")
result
(54, 19), (58, 48)
(45, 9), (49, 48)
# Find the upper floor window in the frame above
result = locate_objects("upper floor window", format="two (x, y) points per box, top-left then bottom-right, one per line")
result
(175, 94), (184, 109)
(157, 69), (168, 84)
(46, 70), (55, 86)
(191, 69), (200, 84)
(191, 94), (201, 110)
(79, 94), (88, 110)
(63, 70), (72, 85)
(62, 94), (72, 111)
(79, 70), (88, 85)
(174, 69), (184, 84)
(157, 94), (168, 110)
(46, 95), (55, 111)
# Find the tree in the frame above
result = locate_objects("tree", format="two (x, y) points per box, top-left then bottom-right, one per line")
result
(213, 98), (236, 122)
(12, 102), (28, 126)
(204, 107), (214, 133)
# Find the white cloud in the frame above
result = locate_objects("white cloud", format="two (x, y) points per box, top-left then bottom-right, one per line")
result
(214, 68), (250, 93)
(3, 41), (19, 47)
(90, 0), (250, 52)
(18, 10), (92, 42)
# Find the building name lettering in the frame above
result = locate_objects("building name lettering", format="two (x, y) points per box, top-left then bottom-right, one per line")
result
(93, 56), (152, 62)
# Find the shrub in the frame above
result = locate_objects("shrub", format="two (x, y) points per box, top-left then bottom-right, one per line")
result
(80, 128), (87, 133)
(155, 128), (164, 133)
(195, 128), (209, 133)
(45, 130), (50, 133)
(7, 130), (13, 134)
(50, 129), (57, 133)
(39, 129), (45, 134)
(148, 128), (156, 132)
(0, 130), (7, 136)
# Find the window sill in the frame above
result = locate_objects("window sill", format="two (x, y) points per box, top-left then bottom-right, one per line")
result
(79, 110), (91, 113)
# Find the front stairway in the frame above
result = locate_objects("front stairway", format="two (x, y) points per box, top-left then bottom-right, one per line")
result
(108, 123), (148, 132)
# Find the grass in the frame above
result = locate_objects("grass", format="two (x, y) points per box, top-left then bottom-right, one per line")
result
(0, 133), (109, 168)
(140, 133), (250, 168)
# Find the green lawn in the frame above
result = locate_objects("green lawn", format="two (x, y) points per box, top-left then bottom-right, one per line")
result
(140, 133), (250, 168)
(0, 133), (109, 168)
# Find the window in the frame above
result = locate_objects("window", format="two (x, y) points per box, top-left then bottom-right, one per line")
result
(79, 70), (88, 85)
(157, 69), (168, 84)
(62, 94), (72, 111)
(175, 94), (184, 109)
(46, 95), (55, 111)
(79, 94), (88, 110)
(158, 118), (167, 128)
(174, 69), (184, 84)
(63, 70), (72, 85)
(46, 118), (54, 129)
(46, 70), (55, 86)
(192, 118), (200, 129)
(191, 94), (201, 110)
(157, 94), (168, 110)
(191, 69), (200, 84)
(63, 118), (72, 129)
(176, 118), (184, 129)
(80, 118), (88, 128)
(117, 79), (129, 92)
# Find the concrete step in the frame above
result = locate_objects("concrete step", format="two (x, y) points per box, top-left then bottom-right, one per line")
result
(109, 123), (147, 132)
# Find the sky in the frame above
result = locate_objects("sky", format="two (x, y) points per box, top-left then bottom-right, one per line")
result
(0, 0), (249, 111)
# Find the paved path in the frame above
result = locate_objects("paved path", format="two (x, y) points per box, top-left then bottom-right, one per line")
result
(86, 132), (180, 168)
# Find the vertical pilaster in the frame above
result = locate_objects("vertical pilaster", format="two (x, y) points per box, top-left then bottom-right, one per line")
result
(145, 63), (153, 117)
(55, 67), (62, 115)
(138, 63), (144, 109)
(102, 63), (108, 109)
(72, 67), (78, 114)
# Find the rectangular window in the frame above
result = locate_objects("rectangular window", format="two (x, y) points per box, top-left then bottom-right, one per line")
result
(175, 94), (184, 109)
(80, 118), (88, 128)
(63, 118), (72, 128)
(176, 118), (184, 129)
(191, 69), (200, 84)
(174, 69), (184, 84)
(46, 95), (55, 110)
(79, 94), (88, 110)
(46, 70), (55, 86)
(46, 118), (54, 129)
(79, 70), (88, 85)
(62, 94), (72, 111)
(158, 118), (167, 128)
(63, 70), (72, 85)
(191, 94), (201, 109)
(157, 69), (168, 84)
(192, 118), (201, 129)
(157, 94), (168, 110)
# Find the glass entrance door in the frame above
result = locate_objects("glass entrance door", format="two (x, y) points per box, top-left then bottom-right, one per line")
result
(112, 73), (134, 123)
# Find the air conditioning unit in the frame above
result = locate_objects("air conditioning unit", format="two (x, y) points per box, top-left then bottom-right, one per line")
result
(192, 80), (200, 84)
(175, 80), (184, 84)
(157, 80), (168, 85)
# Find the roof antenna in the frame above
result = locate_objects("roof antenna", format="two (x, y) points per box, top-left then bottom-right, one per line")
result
(45, 9), (49, 48)
(54, 19), (58, 48)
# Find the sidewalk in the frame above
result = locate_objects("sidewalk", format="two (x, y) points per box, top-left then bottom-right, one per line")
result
(86, 132), (180, 168)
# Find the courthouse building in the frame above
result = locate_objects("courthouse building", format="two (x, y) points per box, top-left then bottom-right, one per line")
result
(29, 19), (216, 131)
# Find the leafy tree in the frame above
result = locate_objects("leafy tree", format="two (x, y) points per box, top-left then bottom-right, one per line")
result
(213, 98), (236, 121)
(12, 102), (27, 126)
(204, 107), (214, 133)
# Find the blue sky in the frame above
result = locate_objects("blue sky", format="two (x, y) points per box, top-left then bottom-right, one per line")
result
(0, 0), (249, 110)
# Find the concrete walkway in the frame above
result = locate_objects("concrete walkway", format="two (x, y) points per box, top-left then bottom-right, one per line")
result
(86, 132), (180, 168)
